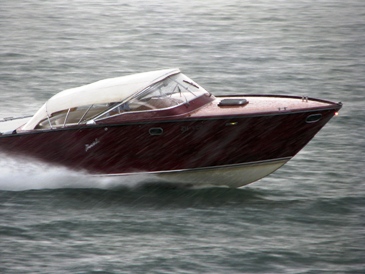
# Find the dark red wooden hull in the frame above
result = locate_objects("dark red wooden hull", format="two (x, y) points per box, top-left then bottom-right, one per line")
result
(0, 107), (339, 175)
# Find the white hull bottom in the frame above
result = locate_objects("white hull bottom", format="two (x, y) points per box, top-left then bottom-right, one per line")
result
(106, 157), (291, 188)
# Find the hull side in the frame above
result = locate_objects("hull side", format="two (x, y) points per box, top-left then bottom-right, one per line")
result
(0, 107), (337, 183)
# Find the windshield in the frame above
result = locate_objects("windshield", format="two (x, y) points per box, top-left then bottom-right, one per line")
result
(94, 73), (208, 121)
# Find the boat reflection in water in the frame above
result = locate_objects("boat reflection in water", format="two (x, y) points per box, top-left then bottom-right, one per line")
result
(0, 69), (342, 187)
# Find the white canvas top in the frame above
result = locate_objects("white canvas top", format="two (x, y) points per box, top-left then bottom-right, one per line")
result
(49, 68), (180, 110)
(22, 68), (180, 130)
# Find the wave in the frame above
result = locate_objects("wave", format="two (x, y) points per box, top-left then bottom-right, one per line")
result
(0, 155), (161, 191)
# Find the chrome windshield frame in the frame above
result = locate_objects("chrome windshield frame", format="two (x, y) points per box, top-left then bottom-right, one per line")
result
(88, 72), (207, 123)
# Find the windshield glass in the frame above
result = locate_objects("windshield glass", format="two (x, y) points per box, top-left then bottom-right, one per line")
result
(95, 73), (208, 121)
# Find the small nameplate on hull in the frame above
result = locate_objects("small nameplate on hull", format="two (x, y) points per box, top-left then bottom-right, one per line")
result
(218, 99), (248, 107)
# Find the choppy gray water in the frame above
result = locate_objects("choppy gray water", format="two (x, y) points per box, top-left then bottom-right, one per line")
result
(0, 0), (364, 273)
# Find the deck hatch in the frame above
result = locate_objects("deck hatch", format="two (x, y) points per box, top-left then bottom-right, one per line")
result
(218, 99), (248, 107)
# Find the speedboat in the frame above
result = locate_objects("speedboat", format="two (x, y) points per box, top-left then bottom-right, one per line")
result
(0, 68), (342, 187)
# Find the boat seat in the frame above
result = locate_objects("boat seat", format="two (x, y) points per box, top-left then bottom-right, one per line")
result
(147, 97), (183, 109)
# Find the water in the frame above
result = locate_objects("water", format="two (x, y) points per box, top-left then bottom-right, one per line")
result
(0, 0), (364, 273)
